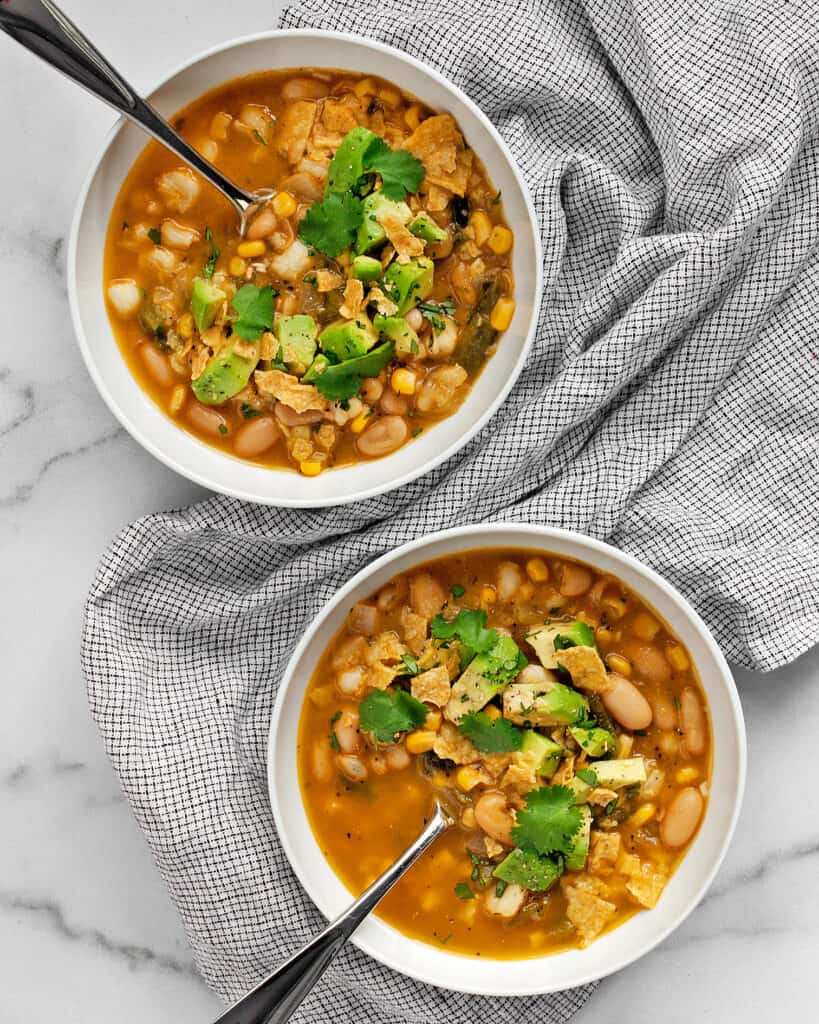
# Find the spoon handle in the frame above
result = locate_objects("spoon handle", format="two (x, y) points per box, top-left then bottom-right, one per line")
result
(0, 0), (254, 216)
(212, 804), (451, 1024)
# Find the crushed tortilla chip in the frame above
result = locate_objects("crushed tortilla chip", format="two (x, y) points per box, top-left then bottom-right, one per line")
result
(410, 666), (451, 707)
(556, 645), (613, 694)
(433, 722), (480, 765)
(367, 631), (407, 665)
(321, 95), (362, 134)
(589, 831), (621, 875)
(366, 661), (400, 691)
(400, 606), (428, 654)
(562, 882), (617, 947)
(625, 864), (666, 909)
(314, 268), (344, 292)
(377, 208), (425, 263)
(232, 336), (258, 360)
(339, 278), (365, 319)
(404, 114), (473, 196)
(367, 285), (398, 316)
(254, 369), (328, 412)
(275, 100), (317, 165)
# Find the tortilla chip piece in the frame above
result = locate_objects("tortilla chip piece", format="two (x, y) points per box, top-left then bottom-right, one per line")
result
(367, 285), (398, 316)
(367, 631), (407, 665)
(563, 883), (617, 947)
(314, 268), (344, 292)
(404, 114), (473, 196)
(411, 666), (451, 707)
(501, 754), (539, 798)
(433, 722), (480, 765)
(321, 96), (362, 134)
(276, 100), (317, 165)
(339, 278), (365, 319)
(625, 864), (666, 909)
(254, 369), (328, 412)
(589, 831), (621, 875)
(366, 661), (400, 692)
(556, 645), (613, 694)
(400, 606), (428, 654)
(376, 207), (424, 264)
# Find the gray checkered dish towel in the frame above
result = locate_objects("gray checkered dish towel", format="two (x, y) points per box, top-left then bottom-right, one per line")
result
(82, 0), (819, 1020)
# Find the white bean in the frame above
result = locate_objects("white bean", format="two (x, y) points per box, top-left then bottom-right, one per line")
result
(334, 710), (360, 754)
(409, 572), (447, 618)
(404, 307), (423, 332)
(107, 278), (141, 316)
(160, 218), (199, 250)
(246, 206), (278, 240)
(474, 791), (514, 846)
(484, 882), (525, 918)
(385, 744), (411, 771)
(336, 668), (365, 698)
(497, 561), (523, 601)
(281, 77), (328, 101)
(660, 787), (703, 848)
(268, 239), (312, 281)
(356, 415), (408, 457)
(652, 692), (678, 731)
(187, 402), (228, 438)
(415, 365), (467, 413)
(602, 672), (653, 731)
(312, 740), (333, 783)
(233, 417), (280, 458)
(680, 686), (707, 755)
(139, 343), (176, 388)
(336, 754), (367, 783)
(156, 167), (200, 213)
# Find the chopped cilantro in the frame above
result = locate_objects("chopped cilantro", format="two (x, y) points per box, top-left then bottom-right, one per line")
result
(359, 688), (428, 743)
(362, 137), (425, 200)
(450, 584), (466, 598)
(511, 785), (582, 858)
(411, 427), (423, 437)
(604, 798), (618, 816)
(401, 653), (421, 676)
(217, 424), (228, 436)
(431, 608), (494, 655)
(418, 298), (457, 333)
(491, 190), (502, 205)
(454, 882), (474, 900)
(494, 878), (508, 897)
(147, 227), (162, 245)
(298, 192), (364, 258)
(575, 768), (599, 786)
(240, 403), (262, 419)
(203, 227), (219, 278)
(230, 284), (276, 341)
(457, 711), (522, 753)
(253, 129), (267, 146)
(328, 731), (341, 752)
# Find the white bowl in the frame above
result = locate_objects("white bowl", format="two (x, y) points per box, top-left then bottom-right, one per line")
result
(268, 523), (746, 995)
(68, 30), (542, 507)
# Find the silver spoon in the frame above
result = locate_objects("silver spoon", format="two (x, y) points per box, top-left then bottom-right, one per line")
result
(211, 800), (452, 1024)
(0, 0), (262, 234)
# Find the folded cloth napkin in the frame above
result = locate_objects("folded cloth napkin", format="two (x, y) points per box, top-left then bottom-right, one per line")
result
(83, 0), (819, 1019)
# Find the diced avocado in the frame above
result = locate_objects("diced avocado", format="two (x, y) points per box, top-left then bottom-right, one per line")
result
(493, 849), (561, 892)
(383, 257), (434, 315)
(190, 277), (226, 333)
(445, 635), (527, 724)
(520, 730), (564, 777)
(355, 191), (412, 253)
(408, 212), (448, 244)
(374, 314), (419, 357)
(301, 353), (330, 383)
(191, 341), (258, 405)
(565, 775), (594, 805)
(325, 126), (378, 195)
(319, 316), (378, 362)
(590, 758), (647, 789)
(527, 620), (597, 670)
(275, 314), (317, 374)
(352, 254), (383, 282)
(564, 806), (592, 872)
(569, 725), (617, 758)
(303, 341), (394, 389)
(503, 680), (589, 727)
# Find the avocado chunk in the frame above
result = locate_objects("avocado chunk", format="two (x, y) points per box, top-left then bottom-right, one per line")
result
(374, 314), (419, 357)
(303, 341), (394, 388)
(191, 340), (258, 405)
(569, 724), (617, 758)
(493, 848), (561, 892)
(503, 680), (589, 727)
(352, 254), (383, 282)
(564, 805), (592, 871)
(319, 316), (378, 362)
(191, 277), (226, 334)
(527, 620), (597, 670)
(520, 730), (564, 777)
(355, 191), (412, 253)
(325, 126), (378, 195)
(445, 635), (527, 724)
(276, 314), (317, 374)
(408, 212), (448, 244)
(565, 775), (594, 805)
(589, 758), (646, 788)
(383, 257), (434, 315)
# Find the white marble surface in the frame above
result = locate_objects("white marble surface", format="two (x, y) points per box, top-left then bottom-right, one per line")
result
(1, 2), (817, 1021)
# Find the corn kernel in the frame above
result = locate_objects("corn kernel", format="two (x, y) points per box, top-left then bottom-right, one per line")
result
(483, 704), (502, 721)
(526, 557), (549, 583)
(632, 612), (661, 641)
(350, 409), (371, 434)
(518, 581), (534, 600)
(488, 225), (513, 254)
(596, 626), (613, 645)
(177, 313), (193, 340)
(229, 256), (247, 277)
(210, 111), (232, 140)
(675, 766), (699, 784)
(237, 239), (266, 258)
(471, 210), (492, 247)
(628, 803), (656, 828)
(169, 385), (187, 415)
(607, 653), (632, 677)
(272, 190), (297, 217)
(406, 729), (437, 754)
(456, 766), (485, 791)
(461, 806), (476, 829)
(299, 461), (322, 477)
(404, 104), (422, 130)
(667, 645), (690, 672)
(480, 585), (496, 608)
(391, 368), (417, 395)
(489, 297), (516, 331)
(380, 87), (401, 108)
(354, 77), (378, 99)
(425, 709), (442, 731)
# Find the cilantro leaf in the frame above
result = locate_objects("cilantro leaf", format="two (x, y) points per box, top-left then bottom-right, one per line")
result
(431, 608), (494, 655)
(450, 584), (465, 598)
(477, 633), (528, 684)
(512, 786), (582, 857)
(298, 192), (363, 257)
(418, 298), (457, 334)
(457, 711), (522, 753)
(361, 137), (425, 200)
(203, 227), (219, 278)
(311, 341), (394, 401)
(230, 284), (276, 341)
(359, 688), (428, 743)
(575, 768), (599, 786)
(401, 653), (421, 676)
(147, 226), (162, 245)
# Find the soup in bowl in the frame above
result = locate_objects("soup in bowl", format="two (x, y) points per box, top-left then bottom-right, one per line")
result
(269, 525), (745, 994)
(70, 32), (541, 505)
